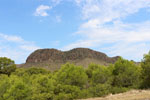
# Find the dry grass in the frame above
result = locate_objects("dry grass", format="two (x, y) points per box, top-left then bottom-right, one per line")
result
(80, 90), (150, 100)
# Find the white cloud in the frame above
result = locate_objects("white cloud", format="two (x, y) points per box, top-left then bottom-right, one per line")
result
(64, 0), (150, 61)
(0, 33), (40, 64)
(34, 0), (63, 17)
(34, 5), (52, 17)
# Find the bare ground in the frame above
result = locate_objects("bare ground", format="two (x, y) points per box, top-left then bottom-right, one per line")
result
(80, 90), (150, 100)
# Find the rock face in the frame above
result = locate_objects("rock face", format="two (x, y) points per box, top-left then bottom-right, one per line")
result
(24, 48), (120, 70)
(26, 49), (64, 63)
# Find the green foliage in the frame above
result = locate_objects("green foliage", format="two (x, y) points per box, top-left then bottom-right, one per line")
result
(78, 89), (92, 99)
(13, 67), (50, 76)
(110, 87), (129, 94)
(141, 51), (150, 88)
(25, 67), (50, 75)
(3, 80), (31, 100)
(112, 58), (141, 88)
(12, 68), (26, 77)
(0, 75), (32, 100)
(0, 75), (10, 100)
(88, 84), (111, 97)
(54, 84), (81, 99)
(86, 64), (112, 85)
(31, 74), (55, 100)
(86, 64), (100, 78)
(54, 93), (73, 100)
(0, 57), (16, 75)
(54, 63), (88, 87)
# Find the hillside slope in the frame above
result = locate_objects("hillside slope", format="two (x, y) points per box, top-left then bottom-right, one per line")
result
(21, 48), (120, 71)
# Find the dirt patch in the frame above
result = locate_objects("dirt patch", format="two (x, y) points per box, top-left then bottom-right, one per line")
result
(80, 90), (150, 100)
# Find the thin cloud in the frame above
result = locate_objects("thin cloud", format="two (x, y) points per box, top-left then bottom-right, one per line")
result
(0, 33), (23, 43)
(34, 5), (52, 17)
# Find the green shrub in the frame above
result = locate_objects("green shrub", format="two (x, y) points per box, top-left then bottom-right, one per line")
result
(141, 51), (150, 88)
(12, 68), (26, 77)
(0, 75), (32, 100)
(78, 89), (92, 99)
(54, 84), (81, 99)
(54, 63), (88, 87)
(86, 64), (112, 85)
(31, 74), (55, 100)
(0, 75), (10, 100)
(88, 84), (111, 97)
(112, 58), (141, 88)
(110, 87), (129, 94)
(54, 93), (73, 100)
(3, 80), (32, 100)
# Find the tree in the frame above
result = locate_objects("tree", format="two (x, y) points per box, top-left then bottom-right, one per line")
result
(31, 74), (55, 100)
(54, 84), (81, 99)
(54, 63), (88, 87)
(86, 64), (112, 85)
(0, 75), (32, 100)
(112, 58), (141, 88)
(0, 57), (16, 76)
(141, 51), (150, 88)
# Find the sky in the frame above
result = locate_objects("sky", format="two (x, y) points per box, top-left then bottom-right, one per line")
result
(0, 0), (150, 64)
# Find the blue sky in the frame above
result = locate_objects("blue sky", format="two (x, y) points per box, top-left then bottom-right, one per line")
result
(0, 0), (150, 64)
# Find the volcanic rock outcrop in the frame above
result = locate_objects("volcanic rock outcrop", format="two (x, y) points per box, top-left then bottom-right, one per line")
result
(24, 48), (120, 70)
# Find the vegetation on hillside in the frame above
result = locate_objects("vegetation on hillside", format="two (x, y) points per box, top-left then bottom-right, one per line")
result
(0, 51), (150, 100)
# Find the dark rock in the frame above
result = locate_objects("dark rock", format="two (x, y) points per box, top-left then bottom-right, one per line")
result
(26, 48), (120, 64)
(24, 48), (120, 71)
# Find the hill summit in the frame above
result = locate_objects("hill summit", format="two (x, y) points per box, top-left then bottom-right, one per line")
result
(24, 48), (120, 70)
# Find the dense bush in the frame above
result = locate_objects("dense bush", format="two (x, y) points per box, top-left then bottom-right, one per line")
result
(30, 74), (55, 100)
(54, 63), (88, 87)
(54, 84), (81, 99)
(141, 51), (150, 88)
(110, 87), (129, 94)
(0, 75), (10, 99)
(0, 75), (32, 100)
(112, 58), (141, 88)
(25, 67), (50, 75)
(86, 64), (112, 85)
(88, 84), (111, 97)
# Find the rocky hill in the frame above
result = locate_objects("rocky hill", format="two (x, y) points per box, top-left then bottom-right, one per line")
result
(22, 48), (120, 71)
